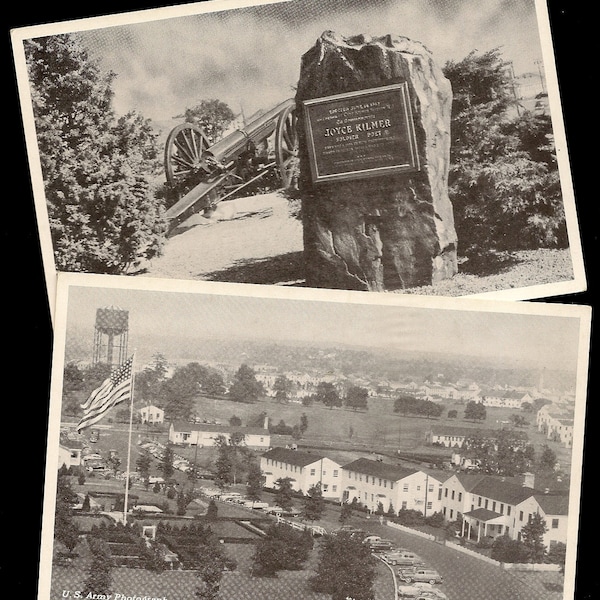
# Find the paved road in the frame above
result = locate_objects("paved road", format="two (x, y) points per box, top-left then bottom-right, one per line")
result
(348, 515), (563, 600)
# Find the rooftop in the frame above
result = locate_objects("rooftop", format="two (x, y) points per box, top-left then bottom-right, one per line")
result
(342, 458), (417, 482)
(262, 447), (327, 467)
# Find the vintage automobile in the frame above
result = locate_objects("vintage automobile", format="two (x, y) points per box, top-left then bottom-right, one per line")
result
(397, 567), (444, 585)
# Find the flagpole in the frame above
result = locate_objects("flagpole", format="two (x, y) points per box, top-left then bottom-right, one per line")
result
(123, 352), (136, 525)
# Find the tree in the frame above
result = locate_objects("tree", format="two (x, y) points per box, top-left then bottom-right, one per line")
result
(539, 444), (558, 471)
(206, 499), (218, 522)
(229, 364), (264, 403)
(339, 503), (353, 525)
(195, 543), (236, 600)
(443, 48), (566, 260)
(274, 477), (295, 512)
(136, 452), (152, 489)
(83, 537), (113, 596)
(136, 353), (169, 404)
(25, 34), (167, 274)
(345, 386), (369, 411)
(252, 524), (313, 577)
(54, 474), (80, 555)
(521, 512), (548, 563)
(491, 535), (530, 563)
(229, 415), (242, 427)
(311, 532), (377, 600)
(447, 409), (458, 419)
(273, 375), (293, 403)
(246, 462), (264, 503)
(182, 99), (235, 144)
(464, 401), (487, 422)
(302, 483), (325, 522)
(299, 413), (309, 435)
(158, 444), (175, 480)
(316, 381), (342, 409)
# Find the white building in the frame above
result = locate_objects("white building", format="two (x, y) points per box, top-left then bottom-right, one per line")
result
(260, 447), (342, 500)
(537, 404), (575, 447)
(139, 404), (164, 424)
(169, 421), (270, 450)
(480, 389), (532, 409)
(341, 458), (444, 516)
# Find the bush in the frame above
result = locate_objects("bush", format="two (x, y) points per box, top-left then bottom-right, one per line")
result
(396, 509), (425, 526)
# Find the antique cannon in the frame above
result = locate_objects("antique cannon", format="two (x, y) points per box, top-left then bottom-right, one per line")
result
(164, 98), (298, 231)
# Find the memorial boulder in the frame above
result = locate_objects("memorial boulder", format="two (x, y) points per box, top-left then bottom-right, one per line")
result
(295, 32), (458, 291)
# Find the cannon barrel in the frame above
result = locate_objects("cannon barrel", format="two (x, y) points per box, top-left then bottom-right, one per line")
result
(204, 97), (295, 166)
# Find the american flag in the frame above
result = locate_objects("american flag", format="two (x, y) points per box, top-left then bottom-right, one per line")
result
(76, 355), (135, 433)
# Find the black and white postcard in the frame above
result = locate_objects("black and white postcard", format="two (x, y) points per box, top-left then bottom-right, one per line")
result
(37, 273), (591, 600)
(11, 0), (588, 318)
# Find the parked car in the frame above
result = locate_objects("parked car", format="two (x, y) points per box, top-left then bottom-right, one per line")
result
(398, 567), (443, 585)
(367, 538), (395, 552)
(397, 584), (447, 599)
(381, 549), (424, 566)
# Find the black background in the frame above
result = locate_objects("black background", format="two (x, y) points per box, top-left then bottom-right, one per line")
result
(6, 1), (597, 597)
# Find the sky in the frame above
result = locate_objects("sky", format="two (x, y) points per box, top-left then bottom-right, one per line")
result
(65, 0), (548, 125)
(61, 281), (585, 374)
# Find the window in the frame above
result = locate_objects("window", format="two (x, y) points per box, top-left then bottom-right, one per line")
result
(444, 488), (448, 498)
(519, 511), (524, 521)
(478, 497), (482, 507)
(484, 499), (489, 509)
(402, 501), (407, 509)
(492, 501), (496, 512)
(507, 506), (511, 516)
(451, 490), (455, 500)
(427, 502), (432, 510)
(384, 480), (387, 488)
(403, 484), (409, 492)
(428, 484), (434, 493)
(391, 482), (394, 490)
(323, 471), (327, 476)
(450, 509), (454, 519)
(333, 470), (339, 477)
(310, 469), (316, 476)
(552, 519), (559, 529)
(378, 478), (382, 486)
(458, 492), (462, 502)
(332, 485), (337, 492)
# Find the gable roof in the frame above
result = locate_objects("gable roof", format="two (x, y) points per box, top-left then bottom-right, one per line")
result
(535, 493), (569, 516)
(470, 476), (537, 505)
(342, 458), (417, 482)
(262, 447), (326, 467)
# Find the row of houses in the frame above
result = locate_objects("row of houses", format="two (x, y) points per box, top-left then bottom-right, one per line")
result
(259, 447), (569, 550)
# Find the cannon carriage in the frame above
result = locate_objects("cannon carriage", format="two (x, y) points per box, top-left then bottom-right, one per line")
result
(163, 98), (299, 232)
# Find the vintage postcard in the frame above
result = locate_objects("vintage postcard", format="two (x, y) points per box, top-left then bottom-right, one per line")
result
(11, 0), (587, 320)
(38, 273), (591, 600)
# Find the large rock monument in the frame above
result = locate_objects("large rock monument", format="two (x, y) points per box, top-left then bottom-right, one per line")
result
(295, 32), (457, 291)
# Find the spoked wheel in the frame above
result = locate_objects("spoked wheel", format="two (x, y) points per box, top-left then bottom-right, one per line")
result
(275, 103), (299, 191)
(164, 123), (211, 189)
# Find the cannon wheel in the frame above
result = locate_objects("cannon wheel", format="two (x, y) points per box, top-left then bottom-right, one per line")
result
(275, 103), (299, 190)
(164, 122), (211, 188)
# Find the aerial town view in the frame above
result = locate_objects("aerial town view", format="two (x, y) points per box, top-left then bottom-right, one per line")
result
(42, 280), (589, 600)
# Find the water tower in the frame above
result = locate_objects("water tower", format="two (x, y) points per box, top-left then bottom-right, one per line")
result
(92, 306), (129, 367)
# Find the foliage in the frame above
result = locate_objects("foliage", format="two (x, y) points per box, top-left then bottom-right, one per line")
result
(194, 540), (237, 599)
(315, 381), (342, 409)
(546, 542), (567, 571)
(136, 452), (152, 486)
(246, 462), (264, 502)
(443, 48), (567, 260)
(396, 508), (425, 526)
(464, 401), (487, 421)
(273, 375), (293, 403)
(229, 415), (242, 427)
(158, 444), (175, 480)
(539, 444), (558, 471)
(206, 499), (218, 522)
(181, 98), (235, 145)
(311, 532), (377, 600)
(213, 433), (251, 489)
(302, 483), (325, 522)
(394, 394), (443, 418)
(491, 534), (530, 563)
(339, 502), (353, 525)
(274, 477), (295, 512)
(251, 524), (313, 577)
(521, 512), (548, 563)
(25, 33), (167, 274)
(345, 386), (369, 411)
(54, 474), (80, 554)
(83, 537), (114, 596)
(229, 364), (265, 403)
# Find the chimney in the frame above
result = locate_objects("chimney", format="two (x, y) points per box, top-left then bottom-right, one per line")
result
(522, 472), (535, 489)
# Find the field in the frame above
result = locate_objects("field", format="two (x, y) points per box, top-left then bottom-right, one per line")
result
(69, 390), (574, 490)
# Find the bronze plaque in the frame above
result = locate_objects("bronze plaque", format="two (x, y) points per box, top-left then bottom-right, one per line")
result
(302, 83), (420, 183)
